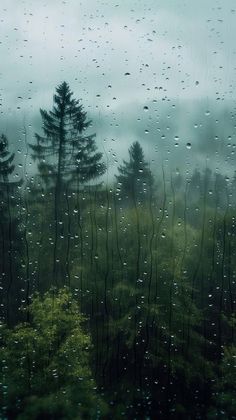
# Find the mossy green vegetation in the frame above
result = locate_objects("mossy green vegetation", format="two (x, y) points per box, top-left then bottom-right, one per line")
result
(0, 289), (107, 419)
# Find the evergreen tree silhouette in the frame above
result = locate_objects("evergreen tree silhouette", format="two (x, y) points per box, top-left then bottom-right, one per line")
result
(30, 82), (106, 284)
(30, 81), (106, 192)
(116, 141), (154, 203)
(0, 134), (22, 324)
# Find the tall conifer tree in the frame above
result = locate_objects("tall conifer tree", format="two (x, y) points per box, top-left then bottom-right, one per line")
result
(30, 81), (106, 192)
(30, 82), (106, 284)
(0, 134), (22, 323)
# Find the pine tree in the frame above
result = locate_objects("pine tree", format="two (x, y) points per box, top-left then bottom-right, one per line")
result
(0, 134), (22, 324)
(30, 82), (106, 285)
(0, 134), (15, 185)
(188, 169), (203, 202)
(30, 81), (106, 192)
(116, 141), (154, 203)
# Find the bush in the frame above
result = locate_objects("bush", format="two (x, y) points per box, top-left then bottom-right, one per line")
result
(0, 288), (106, 419)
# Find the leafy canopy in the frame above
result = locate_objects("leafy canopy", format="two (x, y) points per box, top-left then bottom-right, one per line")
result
(0, 288), (106, 419)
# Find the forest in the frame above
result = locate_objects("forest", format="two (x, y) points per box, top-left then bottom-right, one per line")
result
(0, 81), (235, 419)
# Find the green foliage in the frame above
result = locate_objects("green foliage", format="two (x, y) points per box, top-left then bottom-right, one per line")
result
(0, 288), (106, 419)
(19, 172), (236, 418)
(208, 345), (236, 419)
(1, 121), (235, 417)
(66, 200), (214, 417)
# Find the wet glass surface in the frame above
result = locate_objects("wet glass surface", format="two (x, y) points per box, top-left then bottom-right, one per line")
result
(0, 1), (236, 418)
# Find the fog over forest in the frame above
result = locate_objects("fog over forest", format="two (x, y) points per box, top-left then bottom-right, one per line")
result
(0, 1), (236, 419)
(2, 98), (236, 183)
(1, 0), (236, 181)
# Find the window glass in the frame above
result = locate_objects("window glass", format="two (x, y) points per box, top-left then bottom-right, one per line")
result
(0, 1), (235, 418)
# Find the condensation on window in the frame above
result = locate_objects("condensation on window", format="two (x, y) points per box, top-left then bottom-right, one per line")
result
(0, 1), (235, 419)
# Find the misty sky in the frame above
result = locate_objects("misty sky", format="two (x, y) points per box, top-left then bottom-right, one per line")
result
(1, 0), (236, 177)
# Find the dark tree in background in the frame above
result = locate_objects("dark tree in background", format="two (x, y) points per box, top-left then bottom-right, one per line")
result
(116, 141), (154, 203)
(0, 134), (15, 184)
(0, 134), (22, 324)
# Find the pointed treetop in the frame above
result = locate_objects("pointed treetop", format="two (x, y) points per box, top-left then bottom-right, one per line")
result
(0, 134), (15, 181)
(116, 140), (154, 201)
(30, 82), (106, 188)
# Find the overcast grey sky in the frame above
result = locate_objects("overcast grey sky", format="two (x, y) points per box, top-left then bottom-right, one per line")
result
(0, 0), (236, 177)
(1, 0), (235, 108)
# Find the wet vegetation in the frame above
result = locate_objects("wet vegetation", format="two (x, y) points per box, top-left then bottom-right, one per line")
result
(0, 83), (236, 419)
